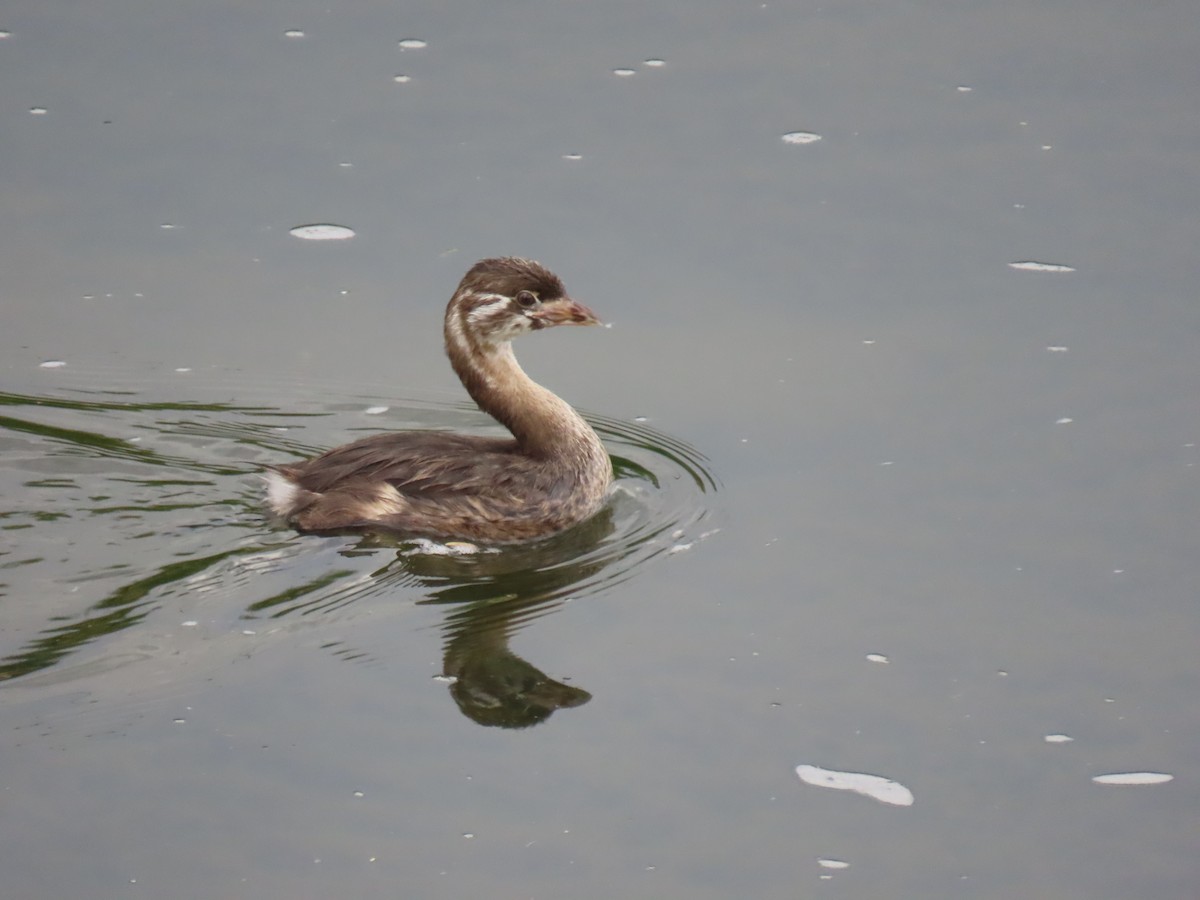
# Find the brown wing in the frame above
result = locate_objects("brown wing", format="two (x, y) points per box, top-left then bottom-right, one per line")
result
(274, 432), (592, 540)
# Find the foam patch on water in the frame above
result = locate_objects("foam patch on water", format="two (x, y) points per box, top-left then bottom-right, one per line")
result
(289, 224), (355, 241)
(1092, 772), (1173, 786)
(782, 131), (822, 145)
(796, 764), (914, 806)
(1009, 261), (1076, 273)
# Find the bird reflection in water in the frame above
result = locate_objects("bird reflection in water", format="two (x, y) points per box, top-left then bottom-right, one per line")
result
(340, 505), (619, 728)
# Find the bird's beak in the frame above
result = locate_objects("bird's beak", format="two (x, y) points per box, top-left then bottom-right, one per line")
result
(529, 297), (602, 327)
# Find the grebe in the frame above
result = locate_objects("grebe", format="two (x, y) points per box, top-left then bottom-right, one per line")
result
(265, 257), (611, 542)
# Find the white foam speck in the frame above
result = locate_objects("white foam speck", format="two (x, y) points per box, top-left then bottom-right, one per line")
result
(393, 74), (412, 83)
(1056, 417), (1074, 425)
(1046, 345), (1069, 352)
(1092, 772), (1173, 786)
(1009, 261), (1076, 273)
(30, 107), (48, 115)
(818, 858), (849, 870)
(1044, 734), (1074, 743)
(782, 131), (822, 145)
(643, 58), (666, 67)
(284, 29), (305, 38)
(795, 764), (914, 806)
(866, 653), (889, 664)
(364, 406), (389, 415)
(613, 68), (636, 77)
(289, 223), (355, 241)
(398, 38), (427, 49)
(40, 360), (66, 368)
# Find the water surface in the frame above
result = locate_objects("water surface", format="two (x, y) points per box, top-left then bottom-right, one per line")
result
(2, 0), (1199, 897)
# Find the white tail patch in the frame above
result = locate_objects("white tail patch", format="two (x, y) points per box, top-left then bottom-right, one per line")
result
(263, 470), (304, 516)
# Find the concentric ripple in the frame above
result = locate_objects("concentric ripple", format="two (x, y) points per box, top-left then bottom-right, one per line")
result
(0, 376), (719, 687)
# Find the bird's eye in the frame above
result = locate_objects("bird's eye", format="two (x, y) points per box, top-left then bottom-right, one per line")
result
(515, 291), (539, 309)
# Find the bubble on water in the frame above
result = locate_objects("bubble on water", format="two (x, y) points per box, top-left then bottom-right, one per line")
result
(289, 223), (356, 241)
(40, 360), (66, 369)
(643, 58), (666, 67)
(29, 107), (48, 115)
(284, 29), (305, 38)
(612, 68), (636, 77)
(1008, 261), (1075, 273)
(398, 38), (427, 49)
(781, 131), (822, 145)
(393, 74), (412, 83)
(1092, 772), (1173, 786)
(795, 764), (914, 806)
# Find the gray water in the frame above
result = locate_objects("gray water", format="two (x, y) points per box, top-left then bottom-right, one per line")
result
(3, 1), (1198, 897)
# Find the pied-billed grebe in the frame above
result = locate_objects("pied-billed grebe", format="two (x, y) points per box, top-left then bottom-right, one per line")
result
(265, 257), (611, 543)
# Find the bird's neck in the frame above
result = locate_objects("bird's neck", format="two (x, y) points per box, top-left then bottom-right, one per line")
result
(445, 325), (603, 463)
